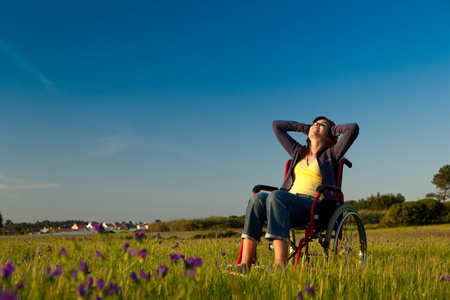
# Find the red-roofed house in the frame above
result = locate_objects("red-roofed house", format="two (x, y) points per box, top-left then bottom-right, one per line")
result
(137, 223), (153, 229)
(71, 224), (87, 231)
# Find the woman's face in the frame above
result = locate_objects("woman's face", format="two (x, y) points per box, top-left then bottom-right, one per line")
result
(308, 119), (330, 141)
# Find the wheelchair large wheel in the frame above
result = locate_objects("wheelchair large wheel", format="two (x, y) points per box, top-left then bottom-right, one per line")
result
(324, 204), (367, 267)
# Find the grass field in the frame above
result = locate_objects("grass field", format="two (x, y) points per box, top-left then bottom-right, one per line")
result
(1, 224), (449, 299)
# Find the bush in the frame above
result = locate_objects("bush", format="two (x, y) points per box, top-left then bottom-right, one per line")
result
(358, 209), (386, 224)
(380, 202), (424, 227)
(345, 200), (358, 208)
(416, 198), (447, 224)
(442, 202), (450, 223)
(380, 199), (447, 227)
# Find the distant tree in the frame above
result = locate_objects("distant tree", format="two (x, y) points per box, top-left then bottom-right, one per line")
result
(0, 211), (3, 228)
(371, 193), (405, 210)
(430, 165), (450, 202)
(426, 192), (441, 200)
(5, 220), (13, 227)
(356, 193), (379, 210)
(127, 221), (135, 229)
(352, 192), (404, 211)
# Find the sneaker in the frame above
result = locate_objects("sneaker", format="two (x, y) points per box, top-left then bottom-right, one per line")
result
(254, 265), (274, 272)
(225, 264), (247, 276)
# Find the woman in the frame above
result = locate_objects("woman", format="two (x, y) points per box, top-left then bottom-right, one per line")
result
(239, 117), (359, 270)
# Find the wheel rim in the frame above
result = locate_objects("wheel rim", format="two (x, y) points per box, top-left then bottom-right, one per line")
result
(332, 211), (367, 267)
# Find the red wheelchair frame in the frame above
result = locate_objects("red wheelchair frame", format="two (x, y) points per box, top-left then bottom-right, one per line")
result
(236, 158), (359, 269)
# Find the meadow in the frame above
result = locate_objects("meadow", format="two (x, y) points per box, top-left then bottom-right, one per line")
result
(1, 224), (449, 299)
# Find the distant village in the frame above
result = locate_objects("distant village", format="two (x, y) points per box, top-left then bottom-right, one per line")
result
(42, 222), (155, 234)
(2, 221), (157, 235)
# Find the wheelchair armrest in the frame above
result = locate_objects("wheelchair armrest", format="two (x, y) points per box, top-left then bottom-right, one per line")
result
(316, 185), (341, 193)
(252, 185), (279, 194)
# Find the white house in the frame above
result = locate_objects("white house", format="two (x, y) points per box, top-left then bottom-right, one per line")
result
(137, 223), (153, 229)
(104, 223), (117, 231)
(71, 223), (87, 231)
(86, 222), (118, 231)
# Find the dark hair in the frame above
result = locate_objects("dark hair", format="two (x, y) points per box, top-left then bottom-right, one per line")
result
(300, 116), (338, 158)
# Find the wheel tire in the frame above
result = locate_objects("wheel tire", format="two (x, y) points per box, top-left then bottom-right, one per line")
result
(324, 204), (367, 267)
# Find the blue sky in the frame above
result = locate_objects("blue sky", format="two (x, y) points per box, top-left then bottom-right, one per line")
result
(1, 0), (449, 223)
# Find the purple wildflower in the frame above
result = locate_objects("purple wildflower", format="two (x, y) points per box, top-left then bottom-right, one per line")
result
(312, 252), (318, 257)
(49, 265), (63, 278)
(305, 283), (315, 296)
(170, 252), (185, 263)
(221, 252), (226, 257)
(123, 243), (130, 252)
(156, 233), (160, 239)
(96, 278), (105, 290)
(297, 291), (304, 299)
(77, 284), (86, 297)
(78, 261), (90, 274)
(59, 247), (68, 258)
(92, 222), (105, 233)
(71, 269), (78, 280)
(0, 290), (17, 300)
(1, 261), (15, 279)
(95, 251), (104, 259)
(139, 269), (151, 280)
(130, 271), (138, 282)
(47, 245), (52, 252)
(86, 277), (94, 288)
(24, 256), (28, 261)
(107, 283), (120, 295)
(184, 255), (203, 270)
(155, 265), (168, 278)
(138, 249), (147, 259)
(127, 248), (137, 257)
(134, 230), (146, 240)
(184, 268), (197, 278)
(15, 279), (25, 291)
(441, 275), (450, 281)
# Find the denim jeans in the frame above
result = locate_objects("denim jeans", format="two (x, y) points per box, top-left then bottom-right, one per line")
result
(241, 190), (314, 243)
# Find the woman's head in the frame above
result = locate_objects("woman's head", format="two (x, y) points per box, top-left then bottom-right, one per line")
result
(303, 116), (338, 156)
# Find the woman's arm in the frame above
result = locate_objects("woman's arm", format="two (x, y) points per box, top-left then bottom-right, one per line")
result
(330, 123), (359, 160)
(272, 120), (310, 157)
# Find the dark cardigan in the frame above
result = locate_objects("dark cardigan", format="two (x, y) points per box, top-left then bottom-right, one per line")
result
(272, 120), (359, 201)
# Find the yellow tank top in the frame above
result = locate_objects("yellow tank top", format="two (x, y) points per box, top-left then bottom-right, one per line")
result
(289, 157), (323, 198)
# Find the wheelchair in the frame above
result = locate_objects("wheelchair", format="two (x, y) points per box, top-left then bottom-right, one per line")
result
(236, 158), (367, 269)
